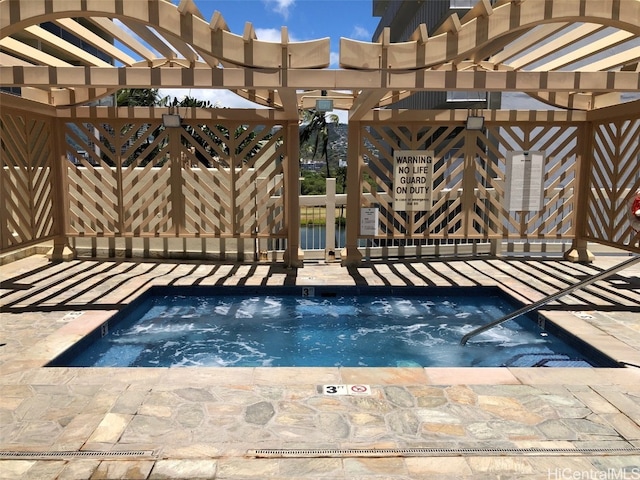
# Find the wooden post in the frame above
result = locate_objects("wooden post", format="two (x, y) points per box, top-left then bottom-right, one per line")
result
(564, 121), (595, 263)
(461, 128), (477, 240)
(169, 126), (185, 237)
(325, 177), (336, 262)
(342, 120), (363, 266)
(47, 118), (74, 261)
(282, 120), (303, 267)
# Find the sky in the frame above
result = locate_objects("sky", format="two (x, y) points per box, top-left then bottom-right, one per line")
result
(160, 0), (380, 122)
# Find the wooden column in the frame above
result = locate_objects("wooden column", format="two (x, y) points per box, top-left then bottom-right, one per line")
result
(342, 120), (363, 266)
(564, 121), (595, 263)
(282, 120), (303, 267)
(325, 177), (336, 261)
(47, 118), (74, 261)
(461, 129), (478, 240)
(168, 125), (185, 237)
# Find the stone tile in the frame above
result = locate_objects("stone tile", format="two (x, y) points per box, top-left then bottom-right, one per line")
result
(569, 388), (622, 414)
(9, 420), (63, 446)
(529, 456), (601, 476)
(421, 422), (466, 436)
(16, 460), (66, 480)
(509, 368), (640, 385)
(340, 367), (427, 385)
(110, 389), (149, 415)
(466, 456), (534, 474)
(56, 459), (101, 480)
(90, 460), (154, 479)
(444, 385), (477, 405)
(148, 459), (217, 479)
(254, 367), (340, 385)
(161, 367), (255, 386)
(56, 414), (107, 450)
(477, 395), (543, 424)
(425, 368), (520, 385)
(592, 387), (640, 419)
(160, 443), (222, 459)
(86, 413), (133, 443)
(0, 460), (35, 479)
(600, 413), (640, 440)
(216, 458), (280, 477)
(278, 458), (343, 477)
(405, 457), (472, 476)
(343, 457), (407, 475)
(589, 455), (640, 474)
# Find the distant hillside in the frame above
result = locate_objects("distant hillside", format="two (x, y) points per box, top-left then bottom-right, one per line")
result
(301, 123), (379, 172)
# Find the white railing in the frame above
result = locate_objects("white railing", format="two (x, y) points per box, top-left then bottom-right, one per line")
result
(297, 179), (593, 261)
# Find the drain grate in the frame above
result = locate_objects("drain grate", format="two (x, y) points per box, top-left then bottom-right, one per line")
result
(248, 447), (640, 458)
(0, 450), (155, 460)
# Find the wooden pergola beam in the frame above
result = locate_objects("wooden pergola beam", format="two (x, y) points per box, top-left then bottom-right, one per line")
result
(3, 66), (637, 93)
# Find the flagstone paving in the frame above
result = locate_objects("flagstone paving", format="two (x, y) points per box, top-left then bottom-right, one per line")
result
(1, 254), (639, 479)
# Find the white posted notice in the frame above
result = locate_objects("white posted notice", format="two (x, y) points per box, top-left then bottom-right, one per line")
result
(393, 150), (434, 211)
(505, 151), (545, 212)
(360, 207), (379, 236)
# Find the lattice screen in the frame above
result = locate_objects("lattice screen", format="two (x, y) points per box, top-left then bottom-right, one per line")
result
(0, 109), (55, 250)
(586, 118), (640, 250)
(64, 120), (286, 240)
(360, 122), (579, 240)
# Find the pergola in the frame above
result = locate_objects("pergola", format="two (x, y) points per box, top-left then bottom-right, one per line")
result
(1, 0), (639, 266)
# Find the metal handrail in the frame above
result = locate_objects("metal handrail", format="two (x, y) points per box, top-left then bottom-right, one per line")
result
(460, 255), (640, 345)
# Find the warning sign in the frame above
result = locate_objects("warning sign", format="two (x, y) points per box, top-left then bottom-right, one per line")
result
(349, 384), (371, 396)
(393, 150), (434, 211)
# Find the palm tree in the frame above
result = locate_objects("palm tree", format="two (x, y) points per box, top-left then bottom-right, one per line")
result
(116, 88), (168, 107)
(109, 89), (170, 166)
(172, 95), (262, 167)
(299, 108), (339, 178)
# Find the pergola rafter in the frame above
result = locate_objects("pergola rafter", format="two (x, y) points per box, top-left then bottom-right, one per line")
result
(0, 0), (638, 112)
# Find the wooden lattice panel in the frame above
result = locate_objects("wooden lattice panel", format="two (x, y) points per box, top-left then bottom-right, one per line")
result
(361, 125), (467, 238)
(121, 122), (173, 235)
(231, 125), (286, 237)
(63, 119), (286, 240)
(587, 118), (640, 249)
(180, 123), (233, 235)
(484, 124), (578, 238)
(360, 122), (578, 240)
(0, 110), (55, 250)
(179, 123), (285, 237)
(66, 121), (122, 235)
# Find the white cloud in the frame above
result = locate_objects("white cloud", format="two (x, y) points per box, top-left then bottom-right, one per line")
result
(255, 27), (298, 42)
(330, 51), (340, 68)
(330, 110), (348, 124)
(264, 0), (295, 19)
(159, 88), (264, 109)
(351, 25), (370, 40)
(159, 88), (350, 123)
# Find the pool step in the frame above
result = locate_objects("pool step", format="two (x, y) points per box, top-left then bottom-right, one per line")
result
(507, 353), (592, 368)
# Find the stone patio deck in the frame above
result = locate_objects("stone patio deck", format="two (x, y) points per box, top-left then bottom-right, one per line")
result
(1, 254), (639, 479)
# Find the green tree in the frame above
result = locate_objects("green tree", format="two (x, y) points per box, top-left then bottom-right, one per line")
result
(171, 95), (263, 167)
(116, 88), (168, 107)
(300, 170), (326, 195)
(299, 108), (339, 178)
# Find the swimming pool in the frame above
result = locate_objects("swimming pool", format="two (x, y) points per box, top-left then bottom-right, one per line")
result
(47, 286), (619, 368)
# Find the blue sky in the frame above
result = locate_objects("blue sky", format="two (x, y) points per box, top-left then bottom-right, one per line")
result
(201, 0), (377, 55)
(161, 0), (380, 120)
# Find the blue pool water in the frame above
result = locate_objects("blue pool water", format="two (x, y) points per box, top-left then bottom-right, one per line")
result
(48, 286), (616, 368)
